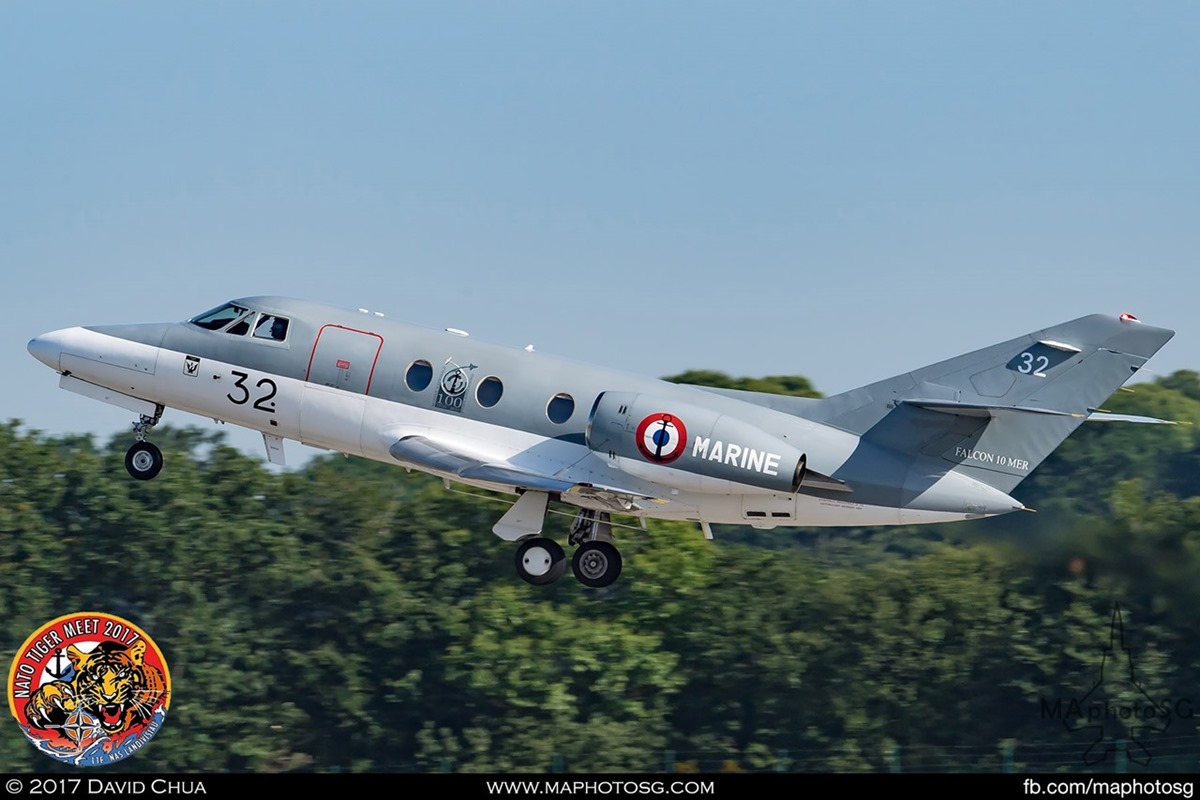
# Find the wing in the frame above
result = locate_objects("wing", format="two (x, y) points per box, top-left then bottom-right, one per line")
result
(388, 435), (663, 511)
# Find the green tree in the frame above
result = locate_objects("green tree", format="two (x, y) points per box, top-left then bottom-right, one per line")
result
(663, 370), (822, 398)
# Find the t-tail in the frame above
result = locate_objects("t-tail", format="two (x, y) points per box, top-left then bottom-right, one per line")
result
(807, 313), (1175, 494)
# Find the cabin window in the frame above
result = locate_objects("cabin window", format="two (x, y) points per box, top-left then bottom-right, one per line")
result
(476, 376), (503, 408)
(253, 314), (290, 342)
(189, 303), (248, 331)
(547, 393), (575, 424)
(406, 360), (433, 391)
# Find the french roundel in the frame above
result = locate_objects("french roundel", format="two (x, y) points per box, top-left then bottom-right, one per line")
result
(635, 413), (688, 464)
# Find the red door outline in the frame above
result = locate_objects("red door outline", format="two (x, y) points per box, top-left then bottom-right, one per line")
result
(305, 324), (385, 395)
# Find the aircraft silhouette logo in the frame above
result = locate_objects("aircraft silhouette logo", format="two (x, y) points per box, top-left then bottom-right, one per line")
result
(1059, 603), (1173, 766)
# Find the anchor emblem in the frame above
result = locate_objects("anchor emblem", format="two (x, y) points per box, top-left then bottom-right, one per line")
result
(46, 648), (72, 680)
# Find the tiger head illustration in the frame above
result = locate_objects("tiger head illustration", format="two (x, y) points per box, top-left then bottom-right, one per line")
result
(69, 640), (166, 735)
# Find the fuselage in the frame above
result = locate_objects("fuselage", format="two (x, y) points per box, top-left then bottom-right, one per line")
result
(27, 295), (1021, 528)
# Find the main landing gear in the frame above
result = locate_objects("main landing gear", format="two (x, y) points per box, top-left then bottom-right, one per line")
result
(567, 509), (621, 588)
(124, 409), (164, 481)
(496, 493), (624, 588)
(515, 537), (566, 586)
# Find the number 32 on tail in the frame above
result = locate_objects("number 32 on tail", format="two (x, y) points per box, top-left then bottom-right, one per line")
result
(28, 298), (1174, 588)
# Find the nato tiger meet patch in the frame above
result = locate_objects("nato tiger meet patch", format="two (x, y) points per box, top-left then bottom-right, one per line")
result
(7, 612), (171, 766)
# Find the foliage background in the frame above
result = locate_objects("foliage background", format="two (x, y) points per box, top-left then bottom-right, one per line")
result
(3, 371), (1199, 772)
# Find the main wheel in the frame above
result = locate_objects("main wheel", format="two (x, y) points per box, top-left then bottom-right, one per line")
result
(571, 541), (622, 588)
(515, 537), (566, 585)
(125, 442), (163, 481)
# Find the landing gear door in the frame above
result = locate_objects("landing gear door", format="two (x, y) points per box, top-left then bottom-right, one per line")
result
(306, 325), (384, 395)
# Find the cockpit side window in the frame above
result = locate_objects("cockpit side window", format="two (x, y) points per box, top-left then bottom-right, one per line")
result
(189, 303), (249, 331)
(226, 313), (255, 336)
(253, 314), (289, 342)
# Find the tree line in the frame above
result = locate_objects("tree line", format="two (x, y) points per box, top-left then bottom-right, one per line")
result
(2, 371), (1199, 772)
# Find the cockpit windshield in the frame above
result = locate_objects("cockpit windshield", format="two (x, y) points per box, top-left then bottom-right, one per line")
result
(189, 303), (249, 331)
(188, 301), (291, 343)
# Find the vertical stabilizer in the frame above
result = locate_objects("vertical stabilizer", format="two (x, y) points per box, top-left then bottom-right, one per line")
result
(806, 314), (1174, 493)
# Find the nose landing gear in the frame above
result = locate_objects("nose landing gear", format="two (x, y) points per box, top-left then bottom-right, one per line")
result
(125, 409), (164, 480)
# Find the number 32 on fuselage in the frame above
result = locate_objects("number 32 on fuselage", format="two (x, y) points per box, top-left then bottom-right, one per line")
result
(27, 297), (1174, 588)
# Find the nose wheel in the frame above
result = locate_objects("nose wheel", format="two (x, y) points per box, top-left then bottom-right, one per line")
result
(125, 409), (164, 480)
(125, 441), (164, 481)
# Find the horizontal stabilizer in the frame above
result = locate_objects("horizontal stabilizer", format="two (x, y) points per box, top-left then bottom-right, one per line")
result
(906, 398), (1182, 426)
(1084, 411), (1181, 425)
(903, 399), (1183, 426)
(901, 399), (1077, 418)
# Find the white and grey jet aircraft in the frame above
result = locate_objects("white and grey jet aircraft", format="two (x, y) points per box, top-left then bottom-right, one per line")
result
(27, 298), (1174, 587)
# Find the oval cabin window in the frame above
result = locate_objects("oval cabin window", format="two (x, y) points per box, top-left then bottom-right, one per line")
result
(406, 360), (433, 391)
(476, 376), (504, 408)
(547, 393), (575, 424)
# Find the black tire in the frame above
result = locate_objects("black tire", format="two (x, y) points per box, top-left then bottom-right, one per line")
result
(571, 541), (622, 588)
(515, 537), (566, 586)
(125, 442), (163, 481)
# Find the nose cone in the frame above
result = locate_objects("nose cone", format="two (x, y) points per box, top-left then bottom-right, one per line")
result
(27, 331), (63, 372)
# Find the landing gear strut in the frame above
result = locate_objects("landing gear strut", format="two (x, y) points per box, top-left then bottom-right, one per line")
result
(125, 409), (164, 480)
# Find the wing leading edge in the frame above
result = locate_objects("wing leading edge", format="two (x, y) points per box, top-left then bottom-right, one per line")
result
(387, 435), (663, 511)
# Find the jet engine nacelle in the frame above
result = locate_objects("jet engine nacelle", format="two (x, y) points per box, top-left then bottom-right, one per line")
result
(585, 391), (806, 493)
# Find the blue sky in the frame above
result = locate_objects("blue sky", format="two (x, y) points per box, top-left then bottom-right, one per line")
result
(3, 2), (1198, 465)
